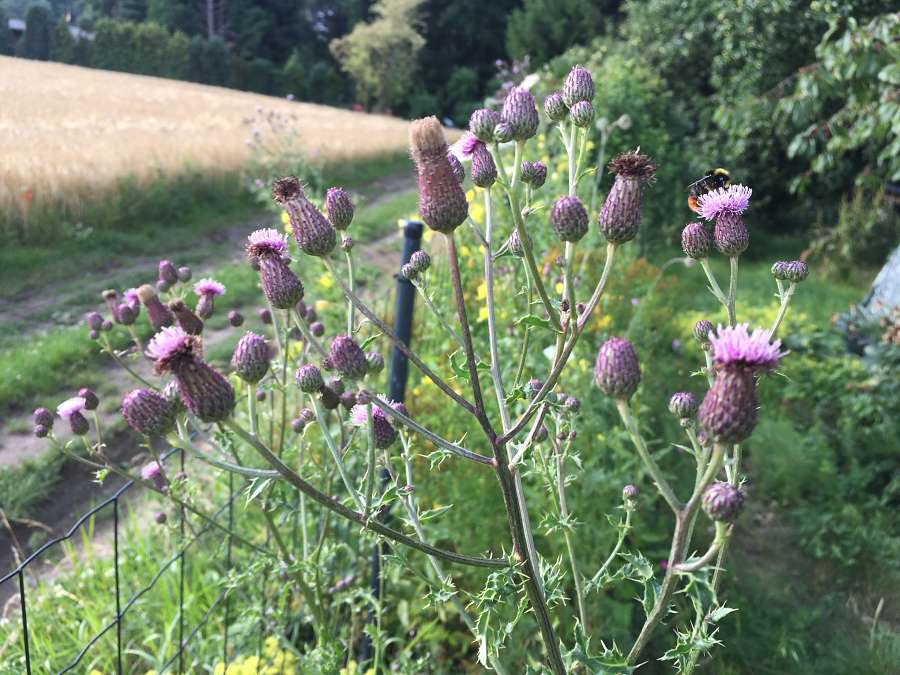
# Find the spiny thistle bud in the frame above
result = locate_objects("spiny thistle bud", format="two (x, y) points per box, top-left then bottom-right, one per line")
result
(193, 279), (225, 320)
(570, 101), (595, 128)
(521, 161), (547, 188)
(169, 299), (204, 335)
(33, 407), (54, 428)
(447, 153), (465, 183)
(295, 364), (324, 393)
(256, 388), (266, 402)
(298, 408), (315, 424)
(78, 387), (99, 411)
(400, 263), (417, 280)
(148, 327), (235, 422)
(258, 308), (272, 324)
(550, 196), (589, 242)
(158, 260), (178, 285)
(702, 481), (745, 522)
(668, 392), (697, 419)
(493, 122), (513, 144)
(594, 337), (641, 400)
(328, 375), (344, 395)
(319, 385), (340, 410)
(86, 311), (104, 332)
(562, 66), (595, 107)
(310, 321), (325, 337)
(122, 388), (176, 437)
(177, 266), (192, 282)
(471, 143), (497, 188)
(623, 484), (639, 500)
(534, 425), (549, 442)
(681, 222), (712, 259)
(771, 260), (809, 283)
(155, 511), (168, 524)
(101, 319), (113, 332)
(305, 306), (317, 322)
(501, 87), (539, 140)
(469, 108), (500, 143)
(231, 332), (271, 384)
(341, 235), (354, 252)
(330, 334), (368, 380)
(366, 351), (385, 375)
(272, 177), (336, 257)
(34, 424), (49, 438)
(410, 117), (469, 233)
(698, 367), (756, 443)
(544, 92), (567, 121)
(565, 395), (581, 413)
(598, 151), (657, 245)
(58, 397), (89, 436)
(228, 310), (244, 327)
(116, 303), (136, 326)
(141, 461), (167, 491)
(137, 284), (175, 330)
(156, 279), (172, 293)
(247, 229), (304, 309)
(693, 319), (714, 344)
(291, 417), (307, 434)
(527, 378), (543, 399)
(506, 229), (532, 258)
(409, 250), (431, 274)
(340, 391), (357, 409)
(325, 187), (354, 230)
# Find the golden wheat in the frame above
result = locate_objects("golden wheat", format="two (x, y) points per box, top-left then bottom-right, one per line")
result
(0, 56), (412, 217)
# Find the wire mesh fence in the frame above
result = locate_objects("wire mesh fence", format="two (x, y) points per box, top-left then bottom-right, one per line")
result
(0, 221), (422, 674)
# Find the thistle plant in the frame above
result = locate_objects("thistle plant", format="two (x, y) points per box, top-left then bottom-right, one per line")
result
(31, 64), (808, 673)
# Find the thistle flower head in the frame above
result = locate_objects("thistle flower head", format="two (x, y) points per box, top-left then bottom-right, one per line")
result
(697, 185), (752, 221)
(295, 364), (324, 393)
(668, 391), (697, 419)
(246, 228), (288, 262)
(550, 196), (589, 242)
(141, 461), (167, 490)
(493, 122), (513, 143)
(607, 151), (657, 182)
(409, 250), (431, 274)
(709, 324), (786, 372)
(459, 132), (482, 158)
(468, 108), (500, 143)
(350, 397), (398, 449)
(158, 259), (178, 285)
(681, 222), (712, 259)
(410, 117), (468, 233)
(57, 397), (85, 419)
(33, 407), (54, 428)
(520, 161), (547, 188)
(470, 143), (497, 188)
(330, 334), (368, 380)
(693, 319), (714, 343)
(702, 481), (745, 522)
(325, 187), (354, 230)
(148, 326), (202, 373)
(122, 388), (176, 437)
(698, 369), (759, 443)
(771, 260), (809, 283)
(594, 337), (641, 400)
(78, 387), (99, 411)
(500, 87), (539, 140)
(544, 91), (567, 121)
(569, 100), (595, 128)
(562, 66), (595, 107)
(194, 279), (225, 297)
(714, 212), (749, 256)
(232, 332), (271, 384)
(124, 288), (141, 307)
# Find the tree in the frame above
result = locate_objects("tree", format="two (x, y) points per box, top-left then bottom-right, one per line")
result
(119, 0), (148, 22)
(0, 7), (12, 56)
(50, 16), (76, 63)
(19, 3), (53, 60)
(506, 0), (618, 65)
(330, 0), (426, 111)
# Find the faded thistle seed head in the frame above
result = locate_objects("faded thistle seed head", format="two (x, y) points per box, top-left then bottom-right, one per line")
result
(771, 260), (809, 283)
(409, 117), (469, 234)
(325, 187), (354, 230)
(500, 87), (539, 140)
(469, 108), (500, 143)
(594, 337), (641, 401)
(231, 332), (271, 384)
(570, 101), (595, 128)
(598, 151), (656, 245)
(470, 143), (497, 188)
(668, 391), (697, 419)
(330, 334), (368, 380)
(273, 177), (337, 257)
(137, 284), (175, 330)
(562, 66), (595, 107)
(681, 222), (712, 259)
(168, 299), (204, 335)
(702, 481), (745, 522)
(122, 388), (176, 437)
(295, 364), (324, 393)
(550, 196), (589, 243)
(543, 92), (567, 122)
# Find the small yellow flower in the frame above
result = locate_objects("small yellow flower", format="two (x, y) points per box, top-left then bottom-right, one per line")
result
(469, 201), (485, 223)
(555, 282), (564, 294)
(476, 282), (487, 300)
(465, 189), (476, 203)
(478, 306), (489, 322)
(460, 245), (472, 258)
(315, 300), (330, 312)
(578, 358), (589, 372)
(317, 274), (334, 289)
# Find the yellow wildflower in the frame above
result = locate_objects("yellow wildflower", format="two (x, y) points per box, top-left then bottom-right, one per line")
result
(555, 282), (564, 294)
(478, 306), (489, 322)
(317, 274), (334, 289)
(315, 300), (330, 312)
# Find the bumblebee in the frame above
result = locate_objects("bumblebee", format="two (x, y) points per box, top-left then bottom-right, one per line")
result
(687, 168), (731, 213)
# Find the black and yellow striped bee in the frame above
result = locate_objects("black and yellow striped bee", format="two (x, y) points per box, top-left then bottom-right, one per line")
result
(687, 168), (731, 214)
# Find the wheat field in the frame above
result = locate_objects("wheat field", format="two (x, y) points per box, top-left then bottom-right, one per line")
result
(0, 56), (412, 218)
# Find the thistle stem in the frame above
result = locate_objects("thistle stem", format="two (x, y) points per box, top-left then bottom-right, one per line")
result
(364, 403), (376, 518)
(484, 186), (511, 430)
(699, 259), (730, 319)
(412, 280), (465, 350)
(345, 250), (356, 335)
(555, 438), (587, 629)
(769, 281), (796, 339)
(311, 397), (365, 512)
(727, 256), (739, 327)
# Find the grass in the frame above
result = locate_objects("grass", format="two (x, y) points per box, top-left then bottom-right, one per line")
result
(0, 57), (413, 240)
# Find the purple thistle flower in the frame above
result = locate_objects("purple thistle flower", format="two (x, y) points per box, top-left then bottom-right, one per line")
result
(714, 213), (749, 256)
(410, 117), (468, 234)
(459, 132), (481, 158)
(697, 185), (752, 221)
(698, 369), (758, 444)
(709, 324), (786, 373)
(194, 278), (225, 297)
(58, 397), (89, 436)
(246, 228), (288, 262)
(350, 398), (398, 449)
(594, 337), (641, 400)
(141, 461), (167, 490)
(78, 387), (99, 411)
(247, 228), (304, 309)
(122, 388), (176, 437)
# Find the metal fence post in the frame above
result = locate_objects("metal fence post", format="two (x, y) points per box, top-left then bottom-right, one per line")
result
(360, 220), (422, 663)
